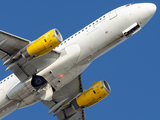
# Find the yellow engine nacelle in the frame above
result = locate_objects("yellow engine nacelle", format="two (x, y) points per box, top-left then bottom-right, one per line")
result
(22, 29), (63, 60)
(71, 80), (111, 110)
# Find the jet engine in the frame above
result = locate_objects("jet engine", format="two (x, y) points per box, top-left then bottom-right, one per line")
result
(71, 80), (111, 110)
(22, 29), (63, 60)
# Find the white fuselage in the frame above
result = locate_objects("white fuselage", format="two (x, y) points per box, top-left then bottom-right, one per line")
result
(0, 3), (156, 119)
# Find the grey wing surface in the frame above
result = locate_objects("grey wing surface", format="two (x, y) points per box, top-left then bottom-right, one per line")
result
(0, 30), (30, 61)
(56, 109), (85, 120)
(41, 75), (85, 120)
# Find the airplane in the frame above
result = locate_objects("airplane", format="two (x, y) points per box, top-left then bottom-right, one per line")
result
(0, 3), (156, 120)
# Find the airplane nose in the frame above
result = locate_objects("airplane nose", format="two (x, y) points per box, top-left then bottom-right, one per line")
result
(147, 3), (157, 16)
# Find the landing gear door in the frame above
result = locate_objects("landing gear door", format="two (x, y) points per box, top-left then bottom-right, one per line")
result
(108, 10), (118, 20)
(122, 23), (141, 38)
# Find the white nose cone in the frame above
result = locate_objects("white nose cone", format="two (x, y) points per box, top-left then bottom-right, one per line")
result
(147, 3), (157, 16)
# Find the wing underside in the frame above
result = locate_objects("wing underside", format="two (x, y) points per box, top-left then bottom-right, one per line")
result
(0, 30), (30, 61)
(57, 109), (85, 120)
(41, 75), (85, 120)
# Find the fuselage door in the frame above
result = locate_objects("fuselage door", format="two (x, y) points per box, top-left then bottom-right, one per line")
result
(108, 10), (118, 20)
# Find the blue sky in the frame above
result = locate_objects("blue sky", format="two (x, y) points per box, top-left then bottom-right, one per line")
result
(1, 0), (160, 120)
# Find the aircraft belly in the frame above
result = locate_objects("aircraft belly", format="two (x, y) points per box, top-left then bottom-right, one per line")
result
(68, 63), (91, 78)
(0, 89), (9, 108)
(65, 44), (81, 65)
(47, 62), (90, 91)
(18, 94), (39, 108)
(0, 100), (20, 119)
(38, 44), (82, 90)
(87, 28), (107, 54)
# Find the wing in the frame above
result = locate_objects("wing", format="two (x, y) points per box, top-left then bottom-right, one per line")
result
(41, 75), (85, 120)
(0, 30), (60, 82)
(0, 30), (30, 61)
(56, 109), (85, 120)
(10, 50), (60, 82)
